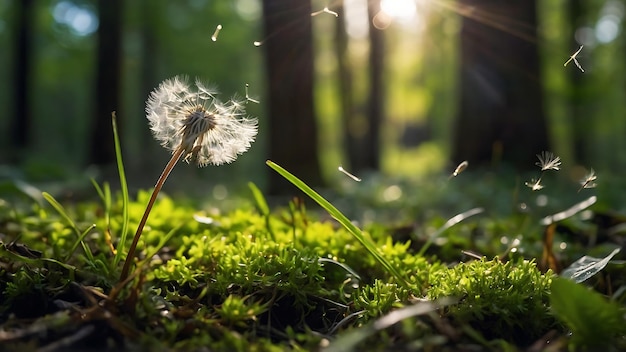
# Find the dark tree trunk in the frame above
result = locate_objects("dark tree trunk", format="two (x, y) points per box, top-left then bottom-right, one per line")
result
(567, 0), (586, 164)
(90, 0), (122, 166)
(333, 2), (357, 171)
(9, 0), (34, 163)
(452, 0), (549, 169)
(139, 0), (159, 160)
(262, 0), (323, 194)
(358, 0), (384, 172)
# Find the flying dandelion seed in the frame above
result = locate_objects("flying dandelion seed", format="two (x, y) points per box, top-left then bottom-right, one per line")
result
(245, 84), (260, 104)
(535, 151), (561, 171)
(578, 168), (597, 192)
(525, 178), (544, 191)
(451, 160), (469, 177)
(253, 41), (263, 47)
(311, 6), (339, 17)
(564, 45), (584, 73)
(211, 24), (222, 42)
(338, 166), (361, 182)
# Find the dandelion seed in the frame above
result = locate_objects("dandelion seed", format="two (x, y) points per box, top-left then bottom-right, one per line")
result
(573, 57), (585, 73)
(211, 24), (222, 42)
(338, 166), (361, 182)
(535, 151), (561, 171)
(146, 76), (258, 166)
(525, 178), (544, 191)
(564, 45), (584, 73)
(311, 6), (339, 17)
(245, 84), (260, 104)
(253, 41), (263, 47)
(578, 168), (597, 192)
(451, 160), (469, 177)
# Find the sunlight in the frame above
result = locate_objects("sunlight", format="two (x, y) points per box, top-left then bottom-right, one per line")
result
(381, 0), (417, 22)
(345, 0), (369, 39)
(52, 1), (98, 36)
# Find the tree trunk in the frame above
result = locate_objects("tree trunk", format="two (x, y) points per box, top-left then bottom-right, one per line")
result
(452, 0), (549, 169)
(333, 2), (357, 170)
(139, 0), (159, 163)
(90, 0), (122, 166)
(358, 0), (384, 172)
(9, 0), (34, 163)
(262, 0), (323, 194)
(567, 0), (586, 164)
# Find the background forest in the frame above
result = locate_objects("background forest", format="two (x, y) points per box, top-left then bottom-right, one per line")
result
(2, 1), (626, 350)
(1, 0), (626, 204)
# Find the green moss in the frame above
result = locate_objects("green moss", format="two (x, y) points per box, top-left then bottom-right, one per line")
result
(1, 178), (618, 350)
(427, 257), (555, 343)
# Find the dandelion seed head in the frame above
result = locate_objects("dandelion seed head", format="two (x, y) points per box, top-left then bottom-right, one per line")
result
(146, 76), (258, 167)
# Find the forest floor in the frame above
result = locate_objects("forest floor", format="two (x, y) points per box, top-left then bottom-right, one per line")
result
(1, 162), (625, 351)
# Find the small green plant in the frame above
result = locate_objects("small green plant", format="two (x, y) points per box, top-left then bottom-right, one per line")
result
(427, 257), (555, 343)
(353, 279), (409, 318)
(216, 295), (267, 327)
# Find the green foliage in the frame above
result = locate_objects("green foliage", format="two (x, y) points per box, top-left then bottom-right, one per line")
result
(428, 257), (555, 343)
(216, 295), (267, 327)
(2, 164), (625, 350)
(550, 277), (626, 350)
(353, 279), (409, 318)
(267, 160), (410, 288)
(42, 192), (95, 263)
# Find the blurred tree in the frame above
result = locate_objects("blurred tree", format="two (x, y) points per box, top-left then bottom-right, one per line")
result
(333, 1), (358, 171)
(567, 0), (586, 164)
(261, 0), (323, 194)
(451, 0), (549, 169)
(90, 0), (122, 166)
(9, 0), (34, 163)
(139, 0), (159, 155)
(337, 0), (383, 173)
(359, 0), (384, 172)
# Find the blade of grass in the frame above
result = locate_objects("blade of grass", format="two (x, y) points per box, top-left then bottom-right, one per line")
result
(91, 179), (116, 256)
(248, 182), (275, 240)
(112, 112), (131, 267)
(90, 178), (106, 202)
(0, 243), (77, 281)
(42, 192), (95, 263)
(248, 182), (270, 215)
(266, 160), (410, 289)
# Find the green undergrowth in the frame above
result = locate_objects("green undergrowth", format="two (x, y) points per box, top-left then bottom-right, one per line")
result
(0, 176), (625, 350)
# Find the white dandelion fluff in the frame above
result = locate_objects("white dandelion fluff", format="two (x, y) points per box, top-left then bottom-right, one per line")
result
(525, 178), (544, 191)
(535, 151), (561, 172)
(578, 168), (597, 192)
(121, 76), (258, 281)
(146, 75), (258, 166)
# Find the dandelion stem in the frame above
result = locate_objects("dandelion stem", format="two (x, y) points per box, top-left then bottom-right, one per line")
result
(120, 145), (185, 281)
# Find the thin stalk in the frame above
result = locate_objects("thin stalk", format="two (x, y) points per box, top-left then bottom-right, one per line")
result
(119, 145), (185, 281)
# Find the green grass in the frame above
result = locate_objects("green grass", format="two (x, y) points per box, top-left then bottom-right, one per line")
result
(1, 161), (625, 351)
